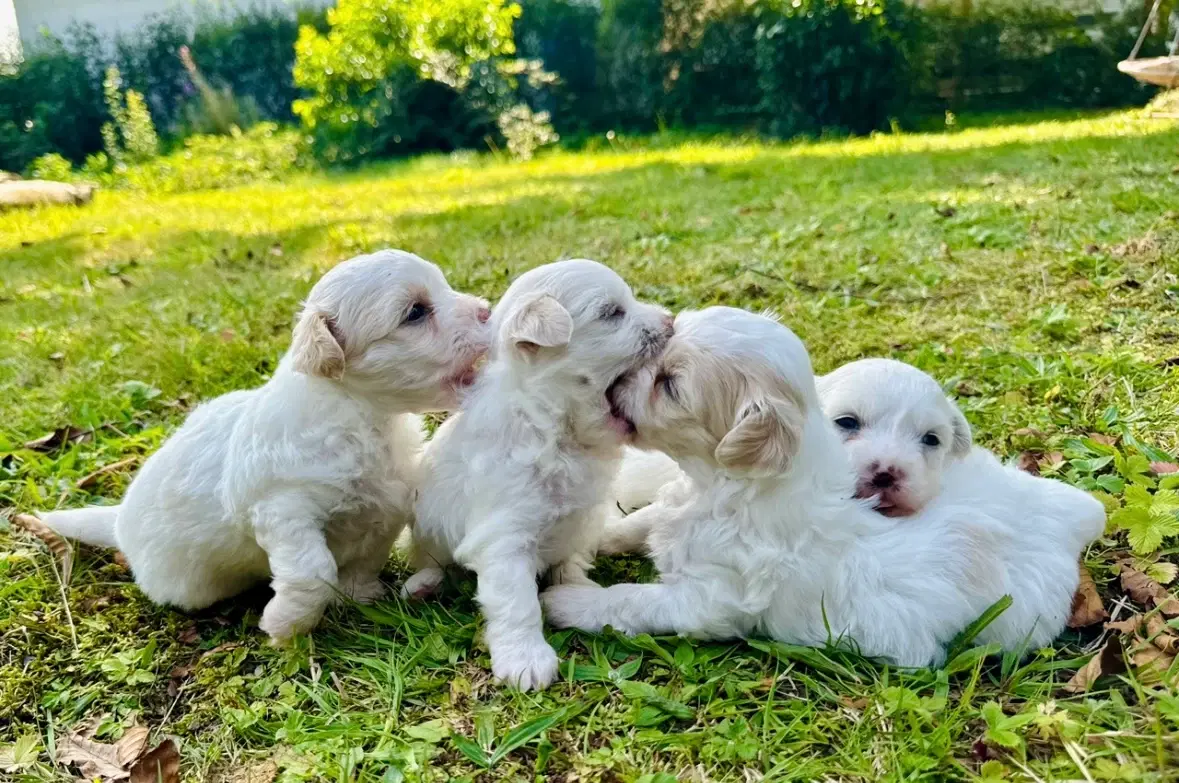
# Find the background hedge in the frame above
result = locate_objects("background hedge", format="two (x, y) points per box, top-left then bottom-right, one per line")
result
(0, 0), (1172, 173)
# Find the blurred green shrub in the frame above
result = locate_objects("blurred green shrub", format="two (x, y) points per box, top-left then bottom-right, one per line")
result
(291, 0), (522, 162)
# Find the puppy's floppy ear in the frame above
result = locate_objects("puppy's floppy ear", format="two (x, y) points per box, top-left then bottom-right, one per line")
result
(292, 308), (345, 379)
(714, 394), (804, 478)
(503, 293), (573, 354)
(949, 402), (972, 457)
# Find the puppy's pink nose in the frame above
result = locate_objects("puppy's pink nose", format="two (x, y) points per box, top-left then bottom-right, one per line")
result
(476, 307), (491, 323)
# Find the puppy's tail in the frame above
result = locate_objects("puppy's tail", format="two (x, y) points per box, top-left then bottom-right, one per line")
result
(39, 506), (121, 549)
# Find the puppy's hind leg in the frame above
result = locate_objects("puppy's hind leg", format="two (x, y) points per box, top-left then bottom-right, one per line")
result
(336, 512), (406, 605)
(253, 494), (339, 645)
(401, 532), (454, 601)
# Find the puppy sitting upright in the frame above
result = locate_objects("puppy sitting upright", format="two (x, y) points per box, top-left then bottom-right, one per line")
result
(410, 259), (672, 690)
(817, 358), (972, 517)
(39, 250), (490, 644)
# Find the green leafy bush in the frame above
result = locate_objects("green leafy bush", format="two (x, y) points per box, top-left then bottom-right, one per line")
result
(106, 123), (307, 193)
(101, 65), (161, 164)
(0, 26), (106, 173)
(513, 0), (601, 133)
(26, 152), (73, 181)
(754, 0), (912, 138)
(292, 0), (522, 162)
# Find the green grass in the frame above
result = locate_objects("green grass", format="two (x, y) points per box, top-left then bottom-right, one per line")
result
(3, 109), (1179, 781)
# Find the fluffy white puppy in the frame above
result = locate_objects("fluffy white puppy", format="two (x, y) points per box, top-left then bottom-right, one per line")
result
(39, 250), (490, 644)
(543, 307), (1082, 666)
(816, 358), (972, 516)
(410, 259), (673, 690)
(817, 358), (1106, 649)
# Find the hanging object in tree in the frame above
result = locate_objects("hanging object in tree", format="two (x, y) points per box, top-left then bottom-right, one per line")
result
(1117, 0), (1179, 88)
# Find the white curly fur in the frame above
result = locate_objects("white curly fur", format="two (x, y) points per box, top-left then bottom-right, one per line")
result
(410, 259), (672, 690)
(545, 307), (1106, 666)
(40, 250), (490, 644)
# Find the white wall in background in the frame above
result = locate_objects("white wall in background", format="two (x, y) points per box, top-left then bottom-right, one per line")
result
(13, 0), (333, 42)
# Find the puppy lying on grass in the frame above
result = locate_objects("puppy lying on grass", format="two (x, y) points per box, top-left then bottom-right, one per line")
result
(545, 308), (1103, 666)
(817, 358), (1106, 651)
(409, 259), (672, 690)
(38, 250), (490, 644)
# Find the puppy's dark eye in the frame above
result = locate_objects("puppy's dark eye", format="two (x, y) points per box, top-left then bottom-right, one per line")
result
(921, 432), (941, 447)
(834, 415), (860, 432)
(602, 304), (625, 320)
(404, 302), (432, 324)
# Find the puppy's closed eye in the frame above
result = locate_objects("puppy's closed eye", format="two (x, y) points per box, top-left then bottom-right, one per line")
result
(601, 304), (626, 320)
(655, 371), (678, 401)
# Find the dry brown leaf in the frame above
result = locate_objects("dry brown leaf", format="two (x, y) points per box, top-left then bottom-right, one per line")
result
(77, 457), (140, 490)
(1068, 564), (1107, 627)
(1012, 427), (1048, 439)
(1016, 452), (1041, 476)
(201, 642), (242, 659)
(1151, 461), (1179, 475)
(1105, 614), (1144, 635)
(128, 740), (180, 783)
(1088, 432), (1117, 446)
(1129, 643), (1176, 685)
(12, 513), (73, 584)
(1145, 614), (1179, 653)
(56, 733), (130, 780)
(23, 426), (92, 452)
(226, 760), (278, 783)
(177, 625), (201, 645)
(1063, 640), (1125, 694)
(1120, 562), (1179, 617)
(114, 727), (150, 768)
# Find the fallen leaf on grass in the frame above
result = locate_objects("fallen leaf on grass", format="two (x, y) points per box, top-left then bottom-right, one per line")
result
(226, 759), (277, 783)
(1145, 614), (1179, 653)
(1063, 640), (1125, 693)
(1105, 614), (1143, 635)
(128, 740), (180, 783)
(23, 426), (92, 452)
(77, 457), (140, 489)
(1129, 644), (1175, 685)
(1152, 462), (1179, 475)
(1016, 452), (1041, 476)
(12, 513), (72, 583)
(1088, 432), (1117, 446)
(201, 642), (242, 659)
(1068, 564), (1107, 627)
(177, 625), (201, 645)
(1120, 562), (1179, 617)
(56, 723), (149, 780)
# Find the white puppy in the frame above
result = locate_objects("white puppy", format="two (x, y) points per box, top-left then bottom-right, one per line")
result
(816, 358), (972, 516)
(817, 358), (1107, 649)
(39, 250), (490, 644)
(544, 307), (1101, 666)
(410, 259), (673, 690)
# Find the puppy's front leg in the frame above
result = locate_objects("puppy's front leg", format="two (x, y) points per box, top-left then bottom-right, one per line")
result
(465, 538), (558, 691)
(543, 575), (748, 640)
(254, 496), (339, 645)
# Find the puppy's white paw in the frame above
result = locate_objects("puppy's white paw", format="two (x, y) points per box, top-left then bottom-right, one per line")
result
(400, 567), (444, 601)
(542, 584), (606, 632)
(339, 575), (387, 605)
(491, 641), (560, 691)
(259, 597), (322, 645)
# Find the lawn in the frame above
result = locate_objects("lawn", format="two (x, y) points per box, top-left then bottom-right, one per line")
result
(2, 109), (1179, 782)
